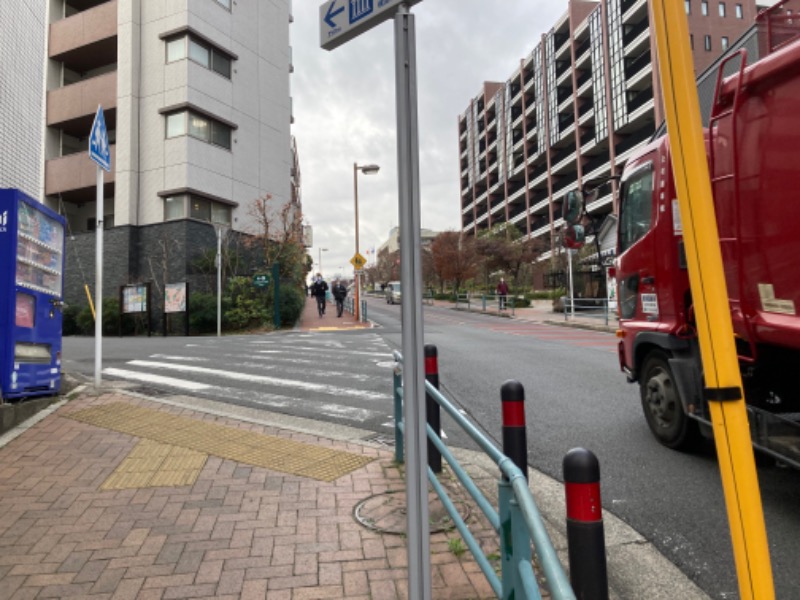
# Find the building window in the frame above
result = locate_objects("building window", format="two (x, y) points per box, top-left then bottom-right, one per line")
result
(721, 36), (729, 51)
(705, 35), (712, 51)
(719, 2), (726, 17)
(701, 0), (708, 15)
(685, 0), (691, 14)
(690, 34), (695, 50)
(736, 3), (743, 18)
(164, 195), (186, 221)
(165, 110), (232, 150)
(163, 194), (231, 225)
(166, 34), (232, 79)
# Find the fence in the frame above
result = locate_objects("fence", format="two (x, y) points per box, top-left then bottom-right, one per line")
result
(342, 297), (368, 322)
(392, 347), (609, 600)
(454, 293), (516, 316)
(559, 296), (615, 327)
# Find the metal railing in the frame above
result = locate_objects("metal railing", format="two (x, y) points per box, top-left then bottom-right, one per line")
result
(392, 350), (579, 600)
(342, 297), (368, 322)
(560, 296), (615, 326)
(454, 293), (516, 316)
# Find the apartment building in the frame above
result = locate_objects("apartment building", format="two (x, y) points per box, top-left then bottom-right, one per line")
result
(42, 0), (296, 310)
(0, 1), (47, 197)
(457, 0), (757, 278)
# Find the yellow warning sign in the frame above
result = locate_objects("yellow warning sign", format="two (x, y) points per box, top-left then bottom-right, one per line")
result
(350, 253), (367, 269)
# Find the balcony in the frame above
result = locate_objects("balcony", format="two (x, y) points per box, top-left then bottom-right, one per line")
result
(49, 0), (118, 73)
(45, 146), (116, 203)
(47, 71), (117, 138)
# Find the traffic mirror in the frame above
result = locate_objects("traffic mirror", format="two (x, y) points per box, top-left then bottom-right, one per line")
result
(562, 190), (584, 224)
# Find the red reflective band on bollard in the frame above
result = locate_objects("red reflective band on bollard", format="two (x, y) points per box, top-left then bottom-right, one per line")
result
(424, 356), (437, 375)
(501, 401), (525, 428)
(565, 481), (602, 522)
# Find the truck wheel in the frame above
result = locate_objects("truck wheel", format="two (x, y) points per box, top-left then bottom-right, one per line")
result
(640, 351), (698, 450)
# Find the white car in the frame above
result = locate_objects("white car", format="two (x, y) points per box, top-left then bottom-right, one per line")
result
(385, 281), (402, 304)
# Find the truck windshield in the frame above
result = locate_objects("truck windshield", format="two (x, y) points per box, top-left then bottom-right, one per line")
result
(618, 163), (654, 253)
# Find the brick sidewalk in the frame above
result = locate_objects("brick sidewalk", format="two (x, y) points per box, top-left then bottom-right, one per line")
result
(0, 391), (498, 599)
(298, 295), (372, 332)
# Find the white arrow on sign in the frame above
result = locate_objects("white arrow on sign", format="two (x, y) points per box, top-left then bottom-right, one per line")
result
(320, 0), (422, 51)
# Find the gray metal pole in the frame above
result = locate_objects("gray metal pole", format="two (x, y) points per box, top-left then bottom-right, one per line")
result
(94, 166), (103, 387)
(395, 6), (431, 599)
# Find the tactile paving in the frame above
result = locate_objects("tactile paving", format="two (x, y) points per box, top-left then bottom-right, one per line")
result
(67, 402), (374, 482)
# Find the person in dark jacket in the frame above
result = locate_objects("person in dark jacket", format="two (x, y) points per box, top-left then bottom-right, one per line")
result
(332, 279), (348, 317)
(310, 273), (329, 317)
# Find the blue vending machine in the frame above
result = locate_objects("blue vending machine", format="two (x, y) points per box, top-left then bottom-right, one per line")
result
(0, 189), (66, 400)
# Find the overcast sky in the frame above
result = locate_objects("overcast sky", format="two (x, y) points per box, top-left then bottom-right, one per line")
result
(292, 0), (565, 281)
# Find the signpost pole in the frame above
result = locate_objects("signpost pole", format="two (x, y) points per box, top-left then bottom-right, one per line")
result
(89, 105), (110, 387)
(94, 164), (103, 387)
(395, 6), (431, 599)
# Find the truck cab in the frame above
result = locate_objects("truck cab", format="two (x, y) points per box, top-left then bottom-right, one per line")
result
(615, 8), (800, 464)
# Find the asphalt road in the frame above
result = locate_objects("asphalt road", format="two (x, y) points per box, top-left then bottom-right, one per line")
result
(62, 296), (800, 599)
(367, 298), (800, 600)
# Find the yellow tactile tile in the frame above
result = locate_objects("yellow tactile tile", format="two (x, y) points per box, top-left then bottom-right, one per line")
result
(99, 439), (207, 490)
(69, 402), (374, 483)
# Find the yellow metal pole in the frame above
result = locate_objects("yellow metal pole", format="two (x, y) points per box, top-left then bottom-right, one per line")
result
(84, 283), (96, 320)
(649, 2), (773, 598)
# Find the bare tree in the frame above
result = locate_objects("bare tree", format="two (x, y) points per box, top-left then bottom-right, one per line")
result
(245, 194), (307, 283)
(430, 231), (477, 294)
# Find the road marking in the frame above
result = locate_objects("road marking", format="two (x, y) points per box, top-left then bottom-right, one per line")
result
(103, 368), (210, 391)
(127, 360), (390, 401)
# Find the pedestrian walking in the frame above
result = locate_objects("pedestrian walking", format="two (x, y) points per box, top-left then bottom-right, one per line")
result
(311, 273), (329, 317)
(496, 277), (509, 310)
(332, 279), (348, 317)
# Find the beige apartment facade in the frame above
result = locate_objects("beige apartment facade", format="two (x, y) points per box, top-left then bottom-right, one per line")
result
(458, 0), (758, 279)
(42, 0), (297, 313)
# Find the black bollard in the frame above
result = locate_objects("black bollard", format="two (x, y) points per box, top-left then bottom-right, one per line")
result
(563, 448), (608, 600)
(424, 344), (442, 473)
(500, 380), (528, 481)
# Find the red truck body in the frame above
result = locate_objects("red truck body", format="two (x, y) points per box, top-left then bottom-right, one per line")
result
(616, 5), (800, 464)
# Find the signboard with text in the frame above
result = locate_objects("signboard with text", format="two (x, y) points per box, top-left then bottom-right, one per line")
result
(320, 0), (422, 51)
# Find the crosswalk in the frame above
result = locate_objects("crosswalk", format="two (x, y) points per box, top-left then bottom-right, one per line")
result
(102, 332), (398, 431)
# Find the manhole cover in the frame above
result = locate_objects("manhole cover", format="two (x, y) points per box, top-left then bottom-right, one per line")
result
(353, 489), (470, 534)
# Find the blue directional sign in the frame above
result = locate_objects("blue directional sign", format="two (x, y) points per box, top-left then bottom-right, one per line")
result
(89, 106), (111, 172)
(320, 0), (422, 51)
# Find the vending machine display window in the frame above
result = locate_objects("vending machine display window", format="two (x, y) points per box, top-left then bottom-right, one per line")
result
(15, 293), (35, 328)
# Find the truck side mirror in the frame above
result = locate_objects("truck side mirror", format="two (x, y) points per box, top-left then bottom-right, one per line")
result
(562, 190), (584, 224)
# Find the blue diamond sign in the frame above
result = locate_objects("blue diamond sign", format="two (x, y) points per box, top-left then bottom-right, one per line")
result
(89, 106), (111, 172)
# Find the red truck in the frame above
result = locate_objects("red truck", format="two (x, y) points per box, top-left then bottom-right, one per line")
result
(613, 3), (800, 465)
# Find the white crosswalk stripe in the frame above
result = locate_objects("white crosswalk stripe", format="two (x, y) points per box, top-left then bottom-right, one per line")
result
(101, 333), (398, 430)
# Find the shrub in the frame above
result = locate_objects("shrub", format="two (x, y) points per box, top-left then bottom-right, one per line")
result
(188, 292), (219, 335)
(74, 298), (124, 336)
(62, 304), (82, 336)
(223, 276), (269, 331)
(278, 285), (305, 328)
(513, 296), (531, 308)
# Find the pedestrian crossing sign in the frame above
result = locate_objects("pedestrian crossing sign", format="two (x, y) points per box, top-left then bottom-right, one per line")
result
(350, 252), (367, 269)
(89, 106), (111, 172)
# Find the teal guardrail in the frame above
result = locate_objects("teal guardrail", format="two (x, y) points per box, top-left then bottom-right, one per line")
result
(560, 296), (613, 326)
(454, 293), (516, 316)
(392, 350), (578, 600)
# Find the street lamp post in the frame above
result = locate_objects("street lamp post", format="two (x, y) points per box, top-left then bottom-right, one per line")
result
(354, 162), (380, 322)
(318, 247), (328, 275)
